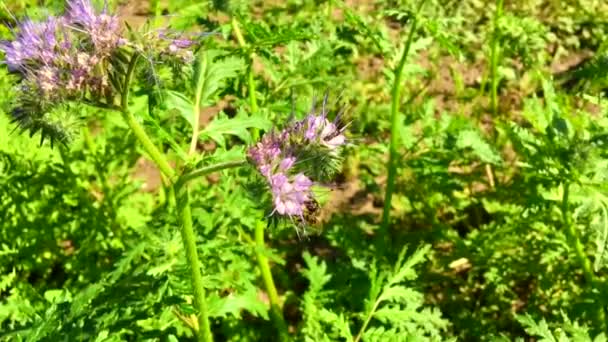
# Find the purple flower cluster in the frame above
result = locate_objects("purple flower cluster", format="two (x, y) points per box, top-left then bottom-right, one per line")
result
(65, 0), (123, 56)
(0, 0), (197, 101)
(0, 17), (64, 72)
(0, 0), (122, 99)
(248, 104), (346, 222)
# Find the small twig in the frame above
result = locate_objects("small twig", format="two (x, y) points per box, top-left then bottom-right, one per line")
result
(485, 164), (495, 188)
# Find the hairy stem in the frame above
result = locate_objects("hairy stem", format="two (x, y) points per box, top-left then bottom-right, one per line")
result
(490, 0), (504, 116)
(122, 108), (213, 342)
(562, 182), (606, 331)
(121, 109), (175, 179)
(119, 52), (213, 342)
(380, 0), (425, 252)
(175, 187), (214, 342)
(231, 17), (259, 140)
(254, 220), (289, 341)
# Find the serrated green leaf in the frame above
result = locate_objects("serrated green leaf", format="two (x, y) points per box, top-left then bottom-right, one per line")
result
(594, 200), (608, 271)
(207, 288), (268, 320)
(302, 252), (332, 293)
(164, 90), (195, 127)
(146, 259), (178, 277)
(378, 286), (421, 304)
(517, 315), (557, 342)
(455, 130), (502, 164)
(200, 111), (271, 146)
(198, 51), (245, 106)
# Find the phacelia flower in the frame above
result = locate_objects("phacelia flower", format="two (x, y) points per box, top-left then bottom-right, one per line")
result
(248, 96), (347, 224)
(65, 0), (122, 56)
(0, 1), (118, 100)
(303, 114), (346, 149)
(270, 173), (313, 216)
(0, 17), (64, 71)
(0, 0), (200, 145)
(155, 30), (196, 63)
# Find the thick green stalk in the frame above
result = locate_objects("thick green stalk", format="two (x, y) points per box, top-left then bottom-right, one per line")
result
(490, 0), (504, 116)
(176, 188), (214, 342)
(254, 220), (289, 341)
(120, 109), (175, 179)
(380, 2), (425, 250)
(231, 18), (259, 140)
(562, 182), (606, 331)
(119, 53), (213, 342)
(122, 108), (213, 342)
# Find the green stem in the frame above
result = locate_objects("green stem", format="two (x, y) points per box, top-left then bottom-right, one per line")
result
(178, 160), (248, 188)
(175, 187), (214, 342)
(562, 182), (606, 331)
(120, 109), (175, 180)
(380, 1), (425, 251)
(490, 0), (504, 116)
(189, 52), (208, 155)
(151, 0), (162, 27)
(254, 220), (289, 341)
(231, 17), (259, 140)
(247, 64), (258, 114)
(353, 298), (381, 342)
(119, 52), (213, 342)
(122, 108), (213, 342)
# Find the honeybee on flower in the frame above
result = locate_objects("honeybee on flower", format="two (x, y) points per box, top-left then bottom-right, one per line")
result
(248, 95), (348, 227)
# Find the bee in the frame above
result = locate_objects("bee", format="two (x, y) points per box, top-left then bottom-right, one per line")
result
(302, 198), (321, 226)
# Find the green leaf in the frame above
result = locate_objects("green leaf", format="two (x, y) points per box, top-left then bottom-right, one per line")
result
(594, 200), (608, 272)
(400, 121), (417, 150)
(389, 245), (429, 285)
(164, 51), (245, 130)
(455, 130), (502, 164)
(43, 289), (70, 304)
(378, 286), (421, 304)
(164, 90), (195, 127)
(200, 110), (271, 147)
(197, 50), (246, 106)
(0, 269), (16, 292)
(207, 287), (268, 320)
(517, 315), (557, 342)
(146, 259), (178, 277)
(302, 252), (332, 294)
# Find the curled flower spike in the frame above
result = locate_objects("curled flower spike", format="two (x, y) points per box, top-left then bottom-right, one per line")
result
(248, 96), (347, 225)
